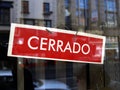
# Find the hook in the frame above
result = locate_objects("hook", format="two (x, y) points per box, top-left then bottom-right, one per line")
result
(73, 30), (79, 41)
(46, 28), (53, 34)
(75, 30), (79, 36)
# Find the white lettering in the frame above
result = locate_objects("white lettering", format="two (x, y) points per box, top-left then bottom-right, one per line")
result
(63, 42), (72, 53)
(48, 39), (56, 51)
(28, 36), (39, 50)
(82, 44), (90, 55)
(57, 40), (64, 52)
(27, 37), (90, 55)
(40, 38), (48, 51)
(73, 42), (80, 53)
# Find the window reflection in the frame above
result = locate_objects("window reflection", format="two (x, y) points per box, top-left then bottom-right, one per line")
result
(21, 59), (78, 90)
(75, 0), (88, 26)
(105, 0), (117, 27)
(105, 0), (116, 12)
(107, 13), (117, 27)
(80, 0), (88, 9)
(0, 8), (10, 25)
(0, 60), (17, 90)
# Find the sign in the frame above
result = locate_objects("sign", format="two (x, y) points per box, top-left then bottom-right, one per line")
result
(8, 23), (106, 64)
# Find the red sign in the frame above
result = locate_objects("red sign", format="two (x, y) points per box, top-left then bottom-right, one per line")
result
(8, 23), (106, 64)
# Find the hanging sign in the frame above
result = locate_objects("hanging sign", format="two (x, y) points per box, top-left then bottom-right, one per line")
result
(7, 23), (106, 64)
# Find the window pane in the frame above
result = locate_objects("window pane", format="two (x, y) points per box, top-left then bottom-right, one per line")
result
(0, 8), (10, 25)
(79, 10), (85, 26)
(24, 19), (35, 25)
(44, 20), (52, 27)
(43, 3), (50, 12)
(106, 0), (116, 12)
(76, 0), (79, 8)
(80, 0), (88, 9)
(22, 1), (29, 14)
(65, 0), (69, 8)
(21, 59), (78, 90)
(107, 13), (117, 27)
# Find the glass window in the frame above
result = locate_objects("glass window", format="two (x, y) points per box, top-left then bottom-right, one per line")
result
(22, 1), (29, 14)
(76, 0), (79, 8)
(1, 0), (120, 90)
(107, 13), (117, 27)
(65, 0), (69, 8)
(76, 10), (79, 16)
(105, 0), (116, 12)
(43, 3), (50, 13)
(90, 0), (98, 24)
(20, 59), (78, 90)
(0, 8), (10, 25)
(0, 57), (17, 90)
(79, 10), (85, 26)
(105, 0), (117, 27)
(44, 20), (52, 27)
(75, 0), (88, 26)
(75, 9), (87, 26)
(75, 0), (88, 9)
(23, 19), (35, 25)
(80, 0), (88, 9)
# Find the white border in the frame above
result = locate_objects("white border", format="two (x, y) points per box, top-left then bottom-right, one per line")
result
(7, 23), (106, 64)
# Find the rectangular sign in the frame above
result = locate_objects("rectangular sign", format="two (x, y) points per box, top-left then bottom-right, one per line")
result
(8, 23), (106, 64)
